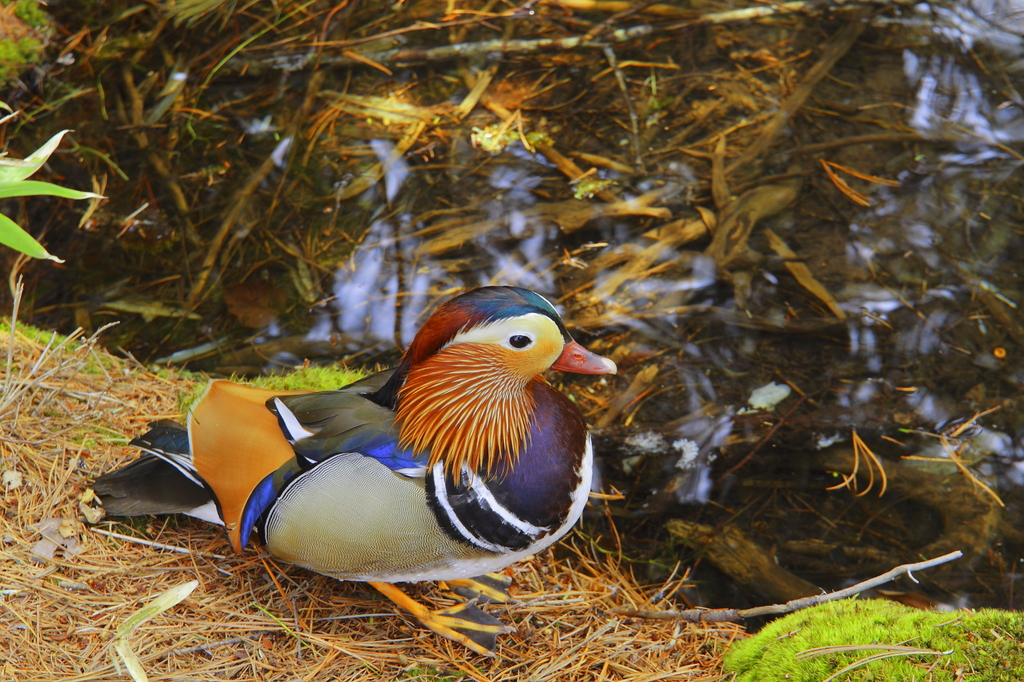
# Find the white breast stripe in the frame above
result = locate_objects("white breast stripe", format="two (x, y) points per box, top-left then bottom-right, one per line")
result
(430, 463), (504, 553)
(363, 435), (596, 583)
(467, 469), (548, 537)
(273, 398), (316, 441)
(555, 434), (593, 539)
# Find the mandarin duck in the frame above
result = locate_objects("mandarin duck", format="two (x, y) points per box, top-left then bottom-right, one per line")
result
(93, 286), (616, 655)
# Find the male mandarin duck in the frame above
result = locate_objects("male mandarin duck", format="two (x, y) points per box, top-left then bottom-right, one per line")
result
(93, 286), (616, 655)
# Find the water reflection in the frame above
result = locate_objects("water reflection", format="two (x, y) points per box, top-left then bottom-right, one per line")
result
(905, 50), (1024, 144)
(327, 218), (443, 351)
(246, 5), (1024, 499)
(143, 0), (1024, 609)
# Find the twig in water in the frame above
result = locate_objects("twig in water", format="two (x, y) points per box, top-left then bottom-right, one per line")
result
(247, 25), (654, 73)
(603, 46), (643, 171)
(610, 550), (963, 622)
(718, 391), (818, 482)
(903, 407), (1006, 508)
(820, 159), (900, 206)
(727, 17), (868, 175)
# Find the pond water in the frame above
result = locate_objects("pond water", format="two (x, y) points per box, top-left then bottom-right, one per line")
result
(6, 0), (1024, 613)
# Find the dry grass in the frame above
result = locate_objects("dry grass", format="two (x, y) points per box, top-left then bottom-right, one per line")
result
(0, 317), (739, 682)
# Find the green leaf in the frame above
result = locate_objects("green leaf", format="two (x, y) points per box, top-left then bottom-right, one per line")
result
(0, 129), (72, 184)
(0, 179), (104, 200)
(109, 580), (200, 682)
(114, 580), (199, 638)
(0, 212), (63, 262)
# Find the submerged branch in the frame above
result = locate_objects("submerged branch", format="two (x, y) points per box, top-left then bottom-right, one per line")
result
(727, 17), (868, 174)
(234, 25), (653, 74)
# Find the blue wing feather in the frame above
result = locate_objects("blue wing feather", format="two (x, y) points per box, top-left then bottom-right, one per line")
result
(356, 434), (426, 474)
(291, 429), (426, 475)
(238, 471), (282, 548)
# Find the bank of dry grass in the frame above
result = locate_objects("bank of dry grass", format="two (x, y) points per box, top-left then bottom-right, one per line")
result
(0, 319), (739, 681)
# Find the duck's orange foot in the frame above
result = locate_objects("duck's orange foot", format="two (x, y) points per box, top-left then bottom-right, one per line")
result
(444, 573), (513, 604)
(369, 581), (513, 656)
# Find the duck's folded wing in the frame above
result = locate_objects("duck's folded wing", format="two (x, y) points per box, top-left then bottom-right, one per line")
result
(269, 371), (428, 476)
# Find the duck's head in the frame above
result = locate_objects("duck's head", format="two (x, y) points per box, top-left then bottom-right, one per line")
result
(404, 286), (615, 376)
(370, 286), (616, 475)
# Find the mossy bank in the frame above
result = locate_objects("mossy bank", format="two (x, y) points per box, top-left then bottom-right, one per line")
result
(725, 599), (1024, 682)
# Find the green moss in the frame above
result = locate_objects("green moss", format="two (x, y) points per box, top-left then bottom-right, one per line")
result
(11, 0), (49, 26)
(177, 364), (366, 413)
(0, 38), (41, 81)
(0, 1), (50, 83)
(399, 666), (468, 681)
(1, 318), (65, 344)
(724, 600), (1024, 682)
(243, 365), (365, 392)
(1, 318), (120, 373)
(175, 379), (205, 415)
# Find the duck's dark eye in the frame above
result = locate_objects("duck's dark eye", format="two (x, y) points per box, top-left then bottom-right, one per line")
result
(509, 334), (532, 349)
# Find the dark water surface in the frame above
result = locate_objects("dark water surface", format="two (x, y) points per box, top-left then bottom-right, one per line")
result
(6, 0), (1024, 613)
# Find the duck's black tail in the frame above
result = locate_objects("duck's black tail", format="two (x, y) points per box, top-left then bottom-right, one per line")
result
(93, 421), (215, 519)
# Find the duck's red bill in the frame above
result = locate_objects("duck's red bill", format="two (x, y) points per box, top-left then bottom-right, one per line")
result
(551, 341), (617, 375)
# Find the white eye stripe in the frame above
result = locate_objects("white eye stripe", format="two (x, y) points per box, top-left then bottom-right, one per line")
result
(445, 313), (557, 349)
